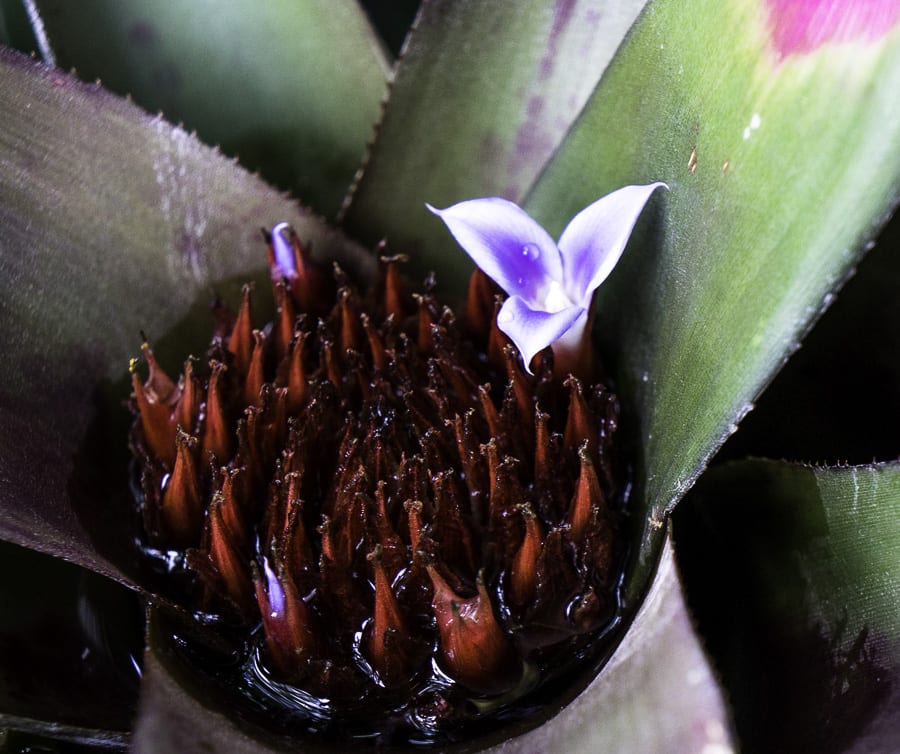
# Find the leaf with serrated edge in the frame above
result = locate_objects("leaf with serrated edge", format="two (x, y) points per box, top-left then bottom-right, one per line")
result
(34, 0), (389, 215)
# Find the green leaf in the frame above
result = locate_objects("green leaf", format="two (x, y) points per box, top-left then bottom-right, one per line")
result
(720, 207), (900, 464)
(132, 536), (733, 753)
(676, 459), (900, 752)
(341, 0), (649, 290)
(523, 0), (900, 579)
(0, 49), (372, 585)
(33, 0), (389, 215)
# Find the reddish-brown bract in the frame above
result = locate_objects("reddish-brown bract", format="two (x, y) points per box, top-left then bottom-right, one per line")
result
(130, 230), (623, 729)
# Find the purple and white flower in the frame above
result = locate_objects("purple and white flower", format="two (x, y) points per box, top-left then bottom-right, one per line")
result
(428, 183), (666, 372)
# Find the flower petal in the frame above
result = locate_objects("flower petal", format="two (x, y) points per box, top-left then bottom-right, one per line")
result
(427, 198), (562, 303)
(557, 183), (666, 307)
(497, 295), (585, 373)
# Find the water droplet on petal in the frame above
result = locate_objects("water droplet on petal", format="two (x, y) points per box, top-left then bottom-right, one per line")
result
(516, 277), (525, 286)
(521, 243), (540, 260)
(498, 308), (515, 325)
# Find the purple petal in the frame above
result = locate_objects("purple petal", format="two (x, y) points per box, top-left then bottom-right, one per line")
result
(557, 183), (666, 307)
(427, 198), (562, 303)
(271, 222), (296, 278)
(497, 295), (585, 373)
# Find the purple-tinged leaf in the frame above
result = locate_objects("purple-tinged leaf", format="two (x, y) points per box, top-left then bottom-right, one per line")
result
(0, 50), (372, 586)
(31, 0), (389, 216)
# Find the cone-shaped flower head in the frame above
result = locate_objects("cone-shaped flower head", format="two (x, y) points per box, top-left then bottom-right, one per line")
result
(428, 183), (666, 372)
(128, 223), (627, 744)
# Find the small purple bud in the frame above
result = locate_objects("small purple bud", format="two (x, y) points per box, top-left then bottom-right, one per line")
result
(263, 556), (285, 618)
(271, 221), (296, 278)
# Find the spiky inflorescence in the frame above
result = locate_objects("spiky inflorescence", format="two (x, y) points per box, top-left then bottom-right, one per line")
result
(129, 226), (623, 736)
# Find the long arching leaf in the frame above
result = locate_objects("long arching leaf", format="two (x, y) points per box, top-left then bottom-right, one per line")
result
(32, 0), (389, 215)
(0, 49), (372, 585)
(524, 0), (900, 589)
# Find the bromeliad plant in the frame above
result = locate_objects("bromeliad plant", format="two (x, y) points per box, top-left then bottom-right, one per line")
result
(1, 0), (900, 752)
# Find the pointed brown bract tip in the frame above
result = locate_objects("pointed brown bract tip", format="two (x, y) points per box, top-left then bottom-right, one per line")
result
(487, 296), (509, 370)
(568, 442), (602, 543)
(272, 281), (296, 364)
(243, 330), (266, 407)
(218, 467), (247, 542)
(160, 430), (203, 547)
(337, 287), (363, 355)
(414, 293), (437, 354)
(428, 567), (520, 695)
(533, 409), (552, 486)
(503, 345), (533, 422)
(322, 333), (342, 388)
(478, 386), (501, 439)
(173, 358), (200, 436)
(206, 492), (254, 616)
(361, 313), (388, 372)
(463, 268), (496, 340)
(287, 228), (328, 315)
(563, 375), (595, 457)
(140, 340), (178, 405)
(131, 363), (176, 467)
(227, 285), (254, 374)
(367, 547), (413, 685)
(380, 254), (410, 321)
(510, 505), (542, 608)
(405, 500), (424, 553)
(201, 361), (231, 463)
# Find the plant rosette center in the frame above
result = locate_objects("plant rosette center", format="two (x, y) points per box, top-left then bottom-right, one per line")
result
(127, 186), (659, 745)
